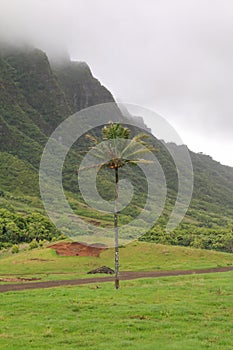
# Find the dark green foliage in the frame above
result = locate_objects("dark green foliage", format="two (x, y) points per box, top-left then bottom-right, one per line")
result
(0, 208), (60, 248)
(140, 218), (233, 253)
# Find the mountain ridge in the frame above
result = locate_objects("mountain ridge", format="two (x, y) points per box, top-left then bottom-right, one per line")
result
(0, 45), (232, 252)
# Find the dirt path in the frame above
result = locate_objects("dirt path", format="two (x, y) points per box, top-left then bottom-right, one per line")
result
(1, 266), (233, 293)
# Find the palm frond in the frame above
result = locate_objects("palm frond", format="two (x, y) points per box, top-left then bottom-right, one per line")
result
(85, 133), (99, 144)
(123, 147), (154, 159)
(129, 159), (154, 164)
(132, 132), (149, 142)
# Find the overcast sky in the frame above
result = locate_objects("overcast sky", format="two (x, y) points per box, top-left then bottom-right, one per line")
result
(1, 0), (233, 167)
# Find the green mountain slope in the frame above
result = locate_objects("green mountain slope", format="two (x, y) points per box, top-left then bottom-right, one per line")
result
(191, 151), (233, 212)
(0, 152), (38, 195)
(0, 45), (232, 252)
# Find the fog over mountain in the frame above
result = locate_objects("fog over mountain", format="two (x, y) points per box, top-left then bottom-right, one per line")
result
(0, 0), (233, 166)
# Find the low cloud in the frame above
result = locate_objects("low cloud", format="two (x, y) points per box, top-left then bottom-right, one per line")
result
(0, 0), (232, 165)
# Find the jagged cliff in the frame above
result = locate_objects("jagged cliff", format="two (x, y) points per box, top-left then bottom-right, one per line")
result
(0, 47), (116, 167)
(1, 47), (115, 134)
(53, 60), (114, 113)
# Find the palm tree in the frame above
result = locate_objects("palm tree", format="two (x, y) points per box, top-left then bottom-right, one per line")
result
(80, 123), (153, 289)
(102, 123), (130, 289)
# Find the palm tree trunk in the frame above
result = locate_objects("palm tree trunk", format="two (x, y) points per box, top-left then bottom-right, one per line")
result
(114, 166), (119, 289)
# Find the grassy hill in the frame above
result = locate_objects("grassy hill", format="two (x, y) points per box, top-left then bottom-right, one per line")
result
(0, 241), (233, 282)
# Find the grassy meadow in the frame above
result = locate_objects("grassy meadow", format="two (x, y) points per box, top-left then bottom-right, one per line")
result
(1, 272), (233, 349)
(1, 242), (233, 349)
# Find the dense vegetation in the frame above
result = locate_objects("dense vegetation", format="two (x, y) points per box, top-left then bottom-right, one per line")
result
(0, 45), (233, 252)
(0, 208), (61, 250)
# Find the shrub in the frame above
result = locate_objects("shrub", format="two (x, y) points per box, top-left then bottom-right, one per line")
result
(11, 244), (19, 254)
(29, 239), (39, 250)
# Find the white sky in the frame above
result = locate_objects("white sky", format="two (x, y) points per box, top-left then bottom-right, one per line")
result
(0, 0), (233, 166)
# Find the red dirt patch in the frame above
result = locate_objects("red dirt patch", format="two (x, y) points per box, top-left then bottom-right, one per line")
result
(49, 242), (108, 257)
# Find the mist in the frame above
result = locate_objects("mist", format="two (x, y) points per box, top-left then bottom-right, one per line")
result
(0, 0), (233, 166)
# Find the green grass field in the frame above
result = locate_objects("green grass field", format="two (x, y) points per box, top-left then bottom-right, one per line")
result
(1, 242), (233, 349)
(1, 272), (233, 349)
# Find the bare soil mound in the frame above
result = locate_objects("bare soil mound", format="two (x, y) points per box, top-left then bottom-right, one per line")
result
(87, 266), (115, 274)
(49, 242), (108, 257)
